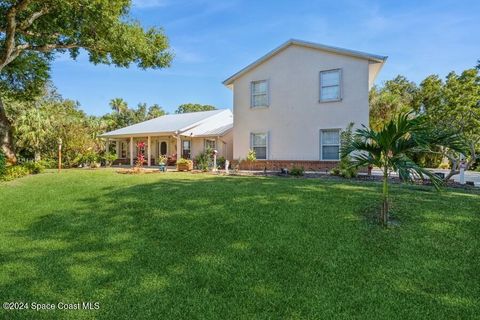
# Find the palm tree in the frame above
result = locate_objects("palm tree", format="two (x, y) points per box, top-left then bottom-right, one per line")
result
(109, 98), (128, 113)
(16, 107), (51, 161)
(343, 112), (464, 226)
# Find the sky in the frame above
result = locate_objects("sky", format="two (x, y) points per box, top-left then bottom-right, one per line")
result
(50, 0), (480, 116)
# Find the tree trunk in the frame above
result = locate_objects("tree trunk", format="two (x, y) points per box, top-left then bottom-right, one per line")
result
(381, 167), (389, 226)
(0, 95), (16, 164)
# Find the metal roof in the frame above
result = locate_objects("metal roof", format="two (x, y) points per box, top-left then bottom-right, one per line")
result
(223, 39), (388, 86)
(100, 109), (232, 138)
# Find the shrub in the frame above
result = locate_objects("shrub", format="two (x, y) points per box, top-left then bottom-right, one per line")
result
(290, 166), (305, 176)
(438, 162), (450, 169)
(38, 158), (57, 169)
(2, 165), (30, 181)
(246, 149), (256, 162)
(102, 152), (118, 167)
(217, 156), (226, 169)
(195, 151), (211, 171)
(158, 155), (168, 165)
(23, 161), (45, 174)
(176, 158), (189, 165)
(332, 123), (358, 179)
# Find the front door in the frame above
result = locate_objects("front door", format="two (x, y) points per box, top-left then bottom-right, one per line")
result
(159, 141), (168, 156)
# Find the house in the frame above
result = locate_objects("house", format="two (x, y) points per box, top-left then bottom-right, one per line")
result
(223, 39), (387, 170)
(100, 109), (233, 166)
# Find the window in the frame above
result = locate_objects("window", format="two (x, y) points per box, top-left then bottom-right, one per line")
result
(182, 140), (191, 159)
(320, 69), (341, 102)
(251, 133), (268, 160)
(251, 80), (269, 108)
(321, 129), (340, 160)
(120, 142), (128, 158)
(204, 139), (216, 151)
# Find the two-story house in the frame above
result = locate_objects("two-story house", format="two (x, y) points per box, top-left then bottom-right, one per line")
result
(223, 39), (387, 170)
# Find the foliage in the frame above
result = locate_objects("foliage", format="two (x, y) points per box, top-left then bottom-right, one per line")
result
(0, 150), (5, 176)
(369, 76), (418, 131)
(175, 103), (216, 114)
(344, 112), (464, 226)
(135, 142), (145, 168)
(217, 156), (226, 169)
(438, 162), (450, 169)
(22, 160), (45, 174)
(0, 0), (172, 163)
(246, 149), (256, 162)
(289, 166), (305, 176)
(158, 155), (168, 165)
(332, 123), (358, 178)
(176, 158), (192, 165)
(102, 152), (117, 167)
(1, 164), (29, 181)
(194, 150), (212, 171)
(419, 68), (480, 179)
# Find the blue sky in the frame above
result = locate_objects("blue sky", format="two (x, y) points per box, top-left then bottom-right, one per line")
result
(51, 0), (480, 116)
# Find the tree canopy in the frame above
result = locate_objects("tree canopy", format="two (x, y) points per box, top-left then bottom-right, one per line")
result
(175, 103), (216, 114)
(0, 0), (172, 162)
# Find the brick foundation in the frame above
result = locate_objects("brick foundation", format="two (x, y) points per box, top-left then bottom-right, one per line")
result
(231, 160), (339, 172)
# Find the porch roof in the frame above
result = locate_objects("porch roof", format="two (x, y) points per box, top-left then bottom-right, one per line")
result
(99, 109), (232, 138)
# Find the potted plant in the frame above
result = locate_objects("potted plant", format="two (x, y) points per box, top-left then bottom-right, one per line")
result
(176, 158), (193, 171)
(158, 155), (167, 172)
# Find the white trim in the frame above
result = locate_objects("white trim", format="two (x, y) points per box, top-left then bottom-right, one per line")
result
(250, 79), (270, 108)
(250, 132), (269, 160)
(319, 69), (342, 103)
(320, 129), (341, 160)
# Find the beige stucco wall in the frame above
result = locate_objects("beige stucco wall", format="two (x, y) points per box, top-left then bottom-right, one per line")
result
(231, 44), (371, 161)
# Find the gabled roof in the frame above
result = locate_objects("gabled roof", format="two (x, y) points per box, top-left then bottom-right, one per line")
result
(223, 39), (388, 86)
(100, 109), (232, 138)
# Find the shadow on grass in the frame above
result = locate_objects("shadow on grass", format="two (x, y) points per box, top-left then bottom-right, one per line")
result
(0, 174), (479, 319)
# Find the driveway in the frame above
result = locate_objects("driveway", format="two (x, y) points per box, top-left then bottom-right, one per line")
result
(370, 168), (480, 187)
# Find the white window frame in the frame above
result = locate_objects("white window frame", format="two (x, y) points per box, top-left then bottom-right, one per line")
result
(204, 138), (216, 151)
(250, 132), (268, 160)
(319, 69), (342, 102)
(250, 80), (269, 108)
(320, 129), (341, 160)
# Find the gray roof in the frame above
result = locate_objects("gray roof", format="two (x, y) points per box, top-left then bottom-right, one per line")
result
(223, 39), (388, 86)
(182, 123), (233, 137)
(100, 109), (229, 137)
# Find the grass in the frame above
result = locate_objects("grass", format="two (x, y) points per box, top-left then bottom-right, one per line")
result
(0, 169), (479, 319)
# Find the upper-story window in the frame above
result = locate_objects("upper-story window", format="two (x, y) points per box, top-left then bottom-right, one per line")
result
(320, 69), (342, 102)
(251, 80), (269, 108)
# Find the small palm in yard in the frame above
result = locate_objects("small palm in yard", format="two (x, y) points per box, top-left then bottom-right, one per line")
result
(343, 112), (464, 226)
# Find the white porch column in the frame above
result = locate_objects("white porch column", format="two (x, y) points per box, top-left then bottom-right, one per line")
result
(176, 134), (182, 159)
(130, 137), (134, 166)
(147, 136), (151, 167)
(106, 138), (109, 153)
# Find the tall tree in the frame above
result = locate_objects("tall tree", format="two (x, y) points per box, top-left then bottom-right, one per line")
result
(147, 104), (166, 119)
(109, 98), (128, 113)
(15, 105), (50, 161)
(175, 103), (216, 114)
(0, 0), (172, 163)
(422, 69), (480, 179)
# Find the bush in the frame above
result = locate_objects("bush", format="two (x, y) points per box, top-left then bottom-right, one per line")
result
(290, 166), (305, 177)
(2, 165), (30, 181)
(38, 158), (57, 169)
(23, 161), (45, 174)
(438, 162), (450, 169)
(217, 156), (226, 169)
(194, 151), (211, 171)
(176, 158), (191, 165)
(330, 161), (358, 178)
(102, 152), (117, 167)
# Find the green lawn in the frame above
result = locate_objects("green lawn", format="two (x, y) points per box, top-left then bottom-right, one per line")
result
(0, 169), (479, 319)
